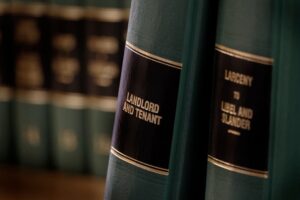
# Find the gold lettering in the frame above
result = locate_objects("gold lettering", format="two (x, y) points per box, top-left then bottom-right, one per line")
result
(15, 19), (40, 45)
(123, 92), (162, 125)
(87, 36), (119, 54)
(233, 91), (240, 100)
(221, 101), (236, 115)
(122, 101), (134, 115)
(221, 112), (251, 131)
(53, 34), (76, 52)
(60, 129), (78, 152)
(24, 126), (40, 146)
(94, 134), (111, 155)
(52, 57), (79, 84)
(238, 106), (253, 119)
(135, 107), (162, 125)
(224, 69), (253, 87)
(16, 53), (43, 88)
(126, 92), (160, 113)
(88, 60), (119, 87)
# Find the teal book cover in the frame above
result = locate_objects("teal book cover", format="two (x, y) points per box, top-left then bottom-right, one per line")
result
(267, 0), (300, 199)
(165, 0), (218, 199)
(104, 0), (188, 199)
(205, 0), (273, 200)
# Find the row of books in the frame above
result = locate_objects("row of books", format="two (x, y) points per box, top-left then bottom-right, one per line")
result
(0, 0), (130, 177)
(104, 0), (300, 199)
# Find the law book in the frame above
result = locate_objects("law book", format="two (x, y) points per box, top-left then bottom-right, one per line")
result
(12, 0), (51, 167)
(164, 0), (218, 199)
(205, 0), (273, 199)
(267, 1), (300, 199)
(104, 0), (188, 199)
(0, 1), (13, 162)
(49, 0), (86, 172)
(84, 0), (129, 177)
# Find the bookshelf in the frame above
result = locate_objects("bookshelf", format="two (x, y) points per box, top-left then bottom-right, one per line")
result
(0, 165), (105, 200)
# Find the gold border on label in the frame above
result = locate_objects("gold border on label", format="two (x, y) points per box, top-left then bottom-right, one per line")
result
(126, 41), (182, 70)
(15, 89), (49, 104)
(85, 8), (129, 22)
(0, 87), (13, 101)
(86, 96), (117, 112)
(111, 147), (169, 176)
(227, 129), (241, 136)
(51, 92), (86, 109)
(11, 3), (46, 17)
(208, 155), (268, 179)
(215, 44), (273, 65)
(48, 5), (84, 20)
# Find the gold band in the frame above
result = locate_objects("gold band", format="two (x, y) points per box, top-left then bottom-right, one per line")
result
(208, 155), (268, 178)
(111, 147), (169, 176)
(15, 89), (49, 104)
(0, 87), (13, 101)
(85, 8), (129, 22)
(11, 3), (46, 16)
(0, 3), (8, 14)
(86, 96), (117, 112)
(48, 5), (85, 20)
(126, 41), (182, 70)
(215, 44), (273, 65)
(51, 92), (86, 109)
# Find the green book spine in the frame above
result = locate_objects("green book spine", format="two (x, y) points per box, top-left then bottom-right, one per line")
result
(205, 0), (273, 200)
(84, 0), (129, 177)
(12, 0), (51, 167)
(104, 0), (188, 199)
(165, 0), (218, 199)
(267, 1), (300, 200)
(49, 1), (86, 172)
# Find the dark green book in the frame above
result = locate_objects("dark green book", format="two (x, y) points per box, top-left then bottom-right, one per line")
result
(0, 1), (13, 161)
(165, 0), (218, 199)
(84, 0), (130, 177)
(49, 1), (86, 172)
(12, 0), (51, 167)
(104, 0), (188, 199)
(205, 0), (273, 200)
(267, 1), (300, 199)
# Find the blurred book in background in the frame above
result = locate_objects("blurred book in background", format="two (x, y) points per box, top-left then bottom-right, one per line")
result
(12, 0), (52, 168)
(84, 0), (130, 177)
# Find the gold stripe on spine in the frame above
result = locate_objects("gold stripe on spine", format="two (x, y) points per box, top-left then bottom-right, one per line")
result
(126, 41), (182, 70)
(15, 90), (49, 104)
(215, 44), (273, 65)
(51, 92), (85, 109)
(0, 87), (13, 101)
(0, 3), (8, 14)
(86, 96), (117, 112)
(111, 147), (169, 176)
(48, 5), (84, 21)
(11, 3), (46, 17)
(85, 8), (129, 22)
(208, 155), (268, 178)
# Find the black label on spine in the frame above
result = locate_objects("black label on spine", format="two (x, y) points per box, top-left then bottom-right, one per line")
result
(13, 10), (51, 90)
(209, 46), (272, 172)
(112, 44), (181, 172)
(51, 17), (85, 93)
(84, 19), (126, 97)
